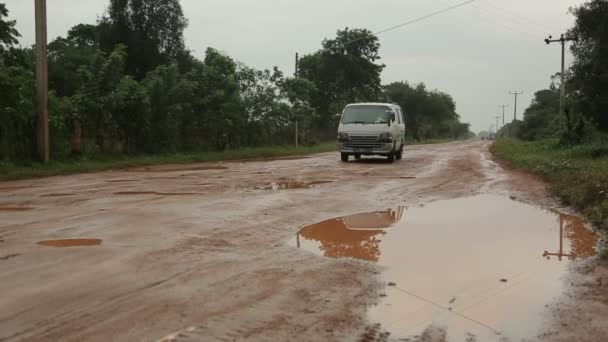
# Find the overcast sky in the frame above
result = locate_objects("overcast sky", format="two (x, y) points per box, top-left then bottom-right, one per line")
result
(6, 0), (585, 132)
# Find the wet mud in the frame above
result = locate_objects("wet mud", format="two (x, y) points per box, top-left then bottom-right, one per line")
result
(41, 193), (76, 197)
(0, 186), (33, 191)
(127, 165), (227, 172)
(0, 254), (20, 261)
(1, 140), (605, 342)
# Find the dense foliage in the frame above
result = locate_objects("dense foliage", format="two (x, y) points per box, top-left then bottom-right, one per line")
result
(569, 0), (608, 132)
(507, 0), (607, 143)
(0, 1), (471, 162)
(383, 82), (472, 141)
(492, 139), (608, 234)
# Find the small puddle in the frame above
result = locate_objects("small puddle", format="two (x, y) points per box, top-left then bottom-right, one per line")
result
(38, 239), (102, 247)
(0, 186), (33, 191)
(41, 193), (76, 197)
(0, 253), (20, 261)
(128, 165), (227, 172)
(114, 191), (203, 196)
(0, 206), (35, 212)
(255, 180), (332, 190)
(292, 195), (598, 341)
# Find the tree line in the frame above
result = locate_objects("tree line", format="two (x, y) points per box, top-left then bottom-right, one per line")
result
(0, 0), (472, 162)
(504, 0), (607, 144)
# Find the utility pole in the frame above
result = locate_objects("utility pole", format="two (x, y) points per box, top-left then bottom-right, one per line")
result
(509, 91), (523, 122)
(495, 116), (501, 135)
(499, 105), (509, 125)
(35, 0), (49, 162)
(545, 34), (577, 126)
(294, 52), (299, 148)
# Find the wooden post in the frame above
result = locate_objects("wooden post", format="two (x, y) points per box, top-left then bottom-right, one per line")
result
(35, 0), (49, 162)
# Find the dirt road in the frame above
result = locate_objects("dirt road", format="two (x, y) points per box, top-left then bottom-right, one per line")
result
(1, 140), (606, 341)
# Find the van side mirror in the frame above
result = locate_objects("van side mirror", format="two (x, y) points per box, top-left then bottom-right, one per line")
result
(390, 113), (395, 122)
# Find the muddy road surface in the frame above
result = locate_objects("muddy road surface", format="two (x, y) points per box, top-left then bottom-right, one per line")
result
(1, 140), (606, 342)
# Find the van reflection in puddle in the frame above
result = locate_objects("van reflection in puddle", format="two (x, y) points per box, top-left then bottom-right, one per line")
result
(296, 207), (404, 262)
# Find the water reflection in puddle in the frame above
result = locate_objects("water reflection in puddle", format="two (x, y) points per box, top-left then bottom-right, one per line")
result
(293, 195), (598, 341)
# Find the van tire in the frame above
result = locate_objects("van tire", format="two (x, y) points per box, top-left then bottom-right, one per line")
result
(341, 153), (349, 162)
(387, 151), (395, 163)
(396, 145), (404, 160)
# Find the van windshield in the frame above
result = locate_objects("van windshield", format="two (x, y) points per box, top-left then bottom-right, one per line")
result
(342, 106), (392, 124)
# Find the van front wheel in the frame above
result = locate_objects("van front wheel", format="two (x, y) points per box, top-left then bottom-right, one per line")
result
(341, 153), (349, 162)
(387, 152), (395, 163)
(396, 145), (404, 160)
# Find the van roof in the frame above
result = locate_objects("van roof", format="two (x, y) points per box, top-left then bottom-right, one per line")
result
(345, 102), (401, 108)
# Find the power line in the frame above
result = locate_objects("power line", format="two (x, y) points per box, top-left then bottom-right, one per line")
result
(546, 34), (577, 128)
(499, 105), (509, 125)
(435, 0), (544, 46)
(509, 91), (524, 121)
(343, 0), (477, 46)
(480, 0), (556, 34)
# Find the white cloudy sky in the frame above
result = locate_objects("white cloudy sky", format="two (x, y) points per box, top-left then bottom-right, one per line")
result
(6, 0), (586, 132)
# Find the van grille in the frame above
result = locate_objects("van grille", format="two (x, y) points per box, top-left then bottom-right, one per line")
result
(345, 135), (383, 149)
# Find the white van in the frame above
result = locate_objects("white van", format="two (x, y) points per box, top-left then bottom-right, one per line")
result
(337, 103), (406, 163)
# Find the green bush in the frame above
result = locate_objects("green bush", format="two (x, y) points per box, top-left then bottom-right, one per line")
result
(492, 138), (608, 232)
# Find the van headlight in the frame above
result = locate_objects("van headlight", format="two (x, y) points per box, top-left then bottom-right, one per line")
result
(378, 133), (393, 143)
(337, 132), (350, 142)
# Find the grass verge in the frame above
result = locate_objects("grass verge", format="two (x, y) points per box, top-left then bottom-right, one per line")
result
(0, 142), (337, 182)
(491, 138), (608, 234)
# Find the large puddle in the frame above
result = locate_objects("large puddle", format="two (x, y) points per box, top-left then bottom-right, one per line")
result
(292, 195), (598, 341)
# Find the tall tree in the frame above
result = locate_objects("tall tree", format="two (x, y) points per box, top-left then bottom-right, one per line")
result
(299, 28), (385, 125)
(518, 87), (560, 141)
(100, 0), (188, 79)
(384, 81), (469, 140)
(48, 23), (100, 97)
(569, 0), (608, 131)
(0, 2), (20, 63)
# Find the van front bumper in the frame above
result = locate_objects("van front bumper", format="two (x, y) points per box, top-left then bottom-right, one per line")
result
(338, 142), (394, 155)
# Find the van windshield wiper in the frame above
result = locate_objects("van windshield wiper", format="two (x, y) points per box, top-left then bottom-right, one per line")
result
(345, 121), (368, 124)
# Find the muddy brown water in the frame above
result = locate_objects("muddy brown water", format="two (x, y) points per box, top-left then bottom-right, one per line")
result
(37, 239), (102, 248)
(0, 206), (35, 212)
(255, 180), (332, 190)
(293, 195), (598, 341)
(113, 191), (204, 196)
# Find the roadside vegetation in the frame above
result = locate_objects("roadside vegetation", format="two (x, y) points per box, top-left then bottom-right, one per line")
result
(0, 142), (336, 181)
(492, 0), (607, 238)
(491, 139), (608, 234)
(0, 0), (472, 171)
